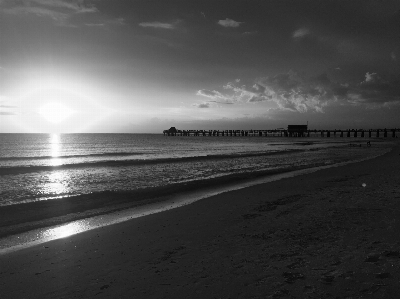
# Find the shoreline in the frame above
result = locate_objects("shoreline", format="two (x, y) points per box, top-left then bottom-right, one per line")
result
(0, 143), (391, 250)
(1, 141), (400, 297)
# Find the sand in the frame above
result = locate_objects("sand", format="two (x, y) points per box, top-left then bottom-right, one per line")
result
(1, 142), (400, 298)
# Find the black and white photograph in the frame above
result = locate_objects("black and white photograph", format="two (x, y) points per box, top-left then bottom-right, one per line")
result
(1, 0), (400, 297)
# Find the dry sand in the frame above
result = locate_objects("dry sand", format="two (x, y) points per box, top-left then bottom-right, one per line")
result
(1, 142), (400, 298)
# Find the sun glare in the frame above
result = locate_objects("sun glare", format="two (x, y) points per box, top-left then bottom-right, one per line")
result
(39, 102), (74, 124)
(42, 222), (86, 239)
(12, 74), (116, 132)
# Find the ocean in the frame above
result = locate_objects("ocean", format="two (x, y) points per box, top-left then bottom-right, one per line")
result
(0, 133), (392, 252)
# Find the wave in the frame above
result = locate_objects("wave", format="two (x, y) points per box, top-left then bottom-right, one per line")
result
(0, 144), (390, 239)
(0, 152), (145, 161)
(0, 161), (329, 238)
(0, 149), (310, 176)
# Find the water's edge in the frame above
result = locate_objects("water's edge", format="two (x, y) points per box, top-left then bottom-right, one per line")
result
(0, 147), (391, 255)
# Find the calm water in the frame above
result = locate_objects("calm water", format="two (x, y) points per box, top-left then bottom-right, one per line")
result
(0, 133), (388, 207)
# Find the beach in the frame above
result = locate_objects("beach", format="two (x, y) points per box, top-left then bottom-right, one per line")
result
(1, 141), (400, 298)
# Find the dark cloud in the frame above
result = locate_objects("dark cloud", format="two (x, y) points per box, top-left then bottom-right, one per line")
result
(0, 111), (15, 115)
(312, 73), (331, 85)
(352, 72), (400, 106)
(331, 84), (350, 97)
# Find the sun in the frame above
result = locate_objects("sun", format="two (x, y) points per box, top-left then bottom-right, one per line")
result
(39, 102), (74, 123)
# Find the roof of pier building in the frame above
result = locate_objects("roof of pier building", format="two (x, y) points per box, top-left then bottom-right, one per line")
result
(287, 125), (308, 132)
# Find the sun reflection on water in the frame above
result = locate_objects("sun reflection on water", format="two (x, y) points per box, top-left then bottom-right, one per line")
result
(50, 133), (62, 166)
(40, 134), (71, 198)
(44, 171), (69, 196)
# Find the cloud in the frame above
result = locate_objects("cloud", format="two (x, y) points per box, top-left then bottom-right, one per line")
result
(346, 93), (365, 105)
(293, 27), (310, 38)
(352, 72), (400, 107)
(199, 71), (334, 113)
(218, 18), (242, 28)
(85, 17), (124, 27)
(0, 111), (16, 115)
(209, 101), (234, 105)
(196, 89), (231, 102)
(2, 6), (69, 23)
(85, 23), (105, 27)
(139, 21), (175, 29)
(363, 72), (383, 84)
(0, 104), (16, 108)
(193, 99), (235, 108)
(194, 102), (210, 108)
(1, 0), (98, 14)
(30, 0), (97, 13)
(391, 51), (397, 61)
(383, 100), (400, 108)
(0, 100), (16, 113)
(253, 72), (330, 112)
(197, 71), (400, 113)
(223, 82), (270, 103)
(243, 31), (258, 35)
(0, 0), (99, 26)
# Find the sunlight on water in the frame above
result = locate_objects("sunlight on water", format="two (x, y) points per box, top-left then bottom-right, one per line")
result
(50, 133), (62, 166)
(44, 171), (69, 196)
(41, 222), (87, 239)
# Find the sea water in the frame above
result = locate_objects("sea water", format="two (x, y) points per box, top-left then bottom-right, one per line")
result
(0, 133), (392, 252)
(0, 133), (388, 206)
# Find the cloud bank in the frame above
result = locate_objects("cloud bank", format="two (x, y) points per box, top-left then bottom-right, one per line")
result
(197, 71), (400, 113)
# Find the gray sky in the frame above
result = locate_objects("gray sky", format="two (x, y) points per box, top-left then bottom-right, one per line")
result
(0, 0), (399, 133)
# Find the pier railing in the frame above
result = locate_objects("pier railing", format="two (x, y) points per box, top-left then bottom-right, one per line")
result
(163, 129), (400, 138)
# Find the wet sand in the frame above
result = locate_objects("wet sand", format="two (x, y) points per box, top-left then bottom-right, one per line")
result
(1, 142), (400, 298)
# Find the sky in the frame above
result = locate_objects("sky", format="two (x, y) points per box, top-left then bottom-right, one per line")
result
(0, 0), (399, 133)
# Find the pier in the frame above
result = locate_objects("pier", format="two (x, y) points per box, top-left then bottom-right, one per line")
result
(163, 126), (400, 138)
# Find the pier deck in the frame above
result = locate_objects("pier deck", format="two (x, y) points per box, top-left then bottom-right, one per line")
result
(163, 128), (400, 138)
